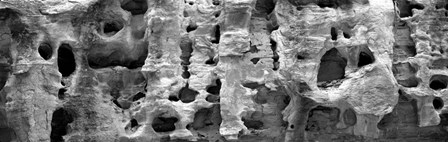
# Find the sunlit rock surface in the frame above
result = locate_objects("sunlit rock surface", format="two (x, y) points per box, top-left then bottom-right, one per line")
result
(0, 0), (447, 141)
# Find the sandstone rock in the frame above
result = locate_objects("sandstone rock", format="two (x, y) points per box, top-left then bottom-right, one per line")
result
(0, 0), (447, 141)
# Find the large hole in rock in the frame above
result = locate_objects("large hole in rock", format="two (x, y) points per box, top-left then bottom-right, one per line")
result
(242, 118), (264, 130)
(38, 43), (53, 60)
(317, 48), (347, 82)
(305, 106), (340, 132)
(132, 92), (146, 102)
(357, 47), (375, 67)
(343, 108), (357, 126)
(50, 108), (74, 142)
(57, 44), (76, 77)
(392, 62), (419, 87)
(206, 79), (221, 95)
(121, 0), (148, 15)
(271, 39), (279, 70)
(58, 88), (67, 100)
(396, 0), (424, 18)
(190, 105), (222, 130)
(429, 75), (448, 90)
(253, 0), (275, 18)
(331, 27), (337, 41)
(102, 21), (124, 37)
(152, 117), (178, 133)
(433, 97), (444, 110)
(178, 84), (199, 103)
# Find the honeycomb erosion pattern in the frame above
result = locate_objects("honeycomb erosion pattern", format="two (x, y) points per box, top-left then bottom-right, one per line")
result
(1, 0), (448, 141)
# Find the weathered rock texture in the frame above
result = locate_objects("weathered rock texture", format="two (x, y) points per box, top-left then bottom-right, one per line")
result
(0, 0), (448, 141)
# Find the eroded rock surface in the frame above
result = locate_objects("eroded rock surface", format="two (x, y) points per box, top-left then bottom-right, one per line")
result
(0, 0), (447, 141)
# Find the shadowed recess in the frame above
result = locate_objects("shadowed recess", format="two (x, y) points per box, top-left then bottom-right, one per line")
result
(50, 108), (74, 142)
(305, 106), (340, 132)
(358, 46), (375, 67)
(102, 21), (124, 37)
(433, 97), (444, 110)
(429, 75), (448, 90)
(317, 48), (347, 82)
(87, 41), (148, 69)
(0, 64), (10, 91)
(396, 0), (424, 18)
(58, 44), (76, 77)
(190, 105), (222, 130)
(152, 117), (179, 133)
(392, 62), (419, 87)
(38, 43), (53, 60)
(132, 92), (146, 101)
(179, 84), (199, 103)
(121, 0), (148, 15)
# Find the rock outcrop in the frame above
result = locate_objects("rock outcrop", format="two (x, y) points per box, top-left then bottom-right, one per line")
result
(0, 0), (447, 141)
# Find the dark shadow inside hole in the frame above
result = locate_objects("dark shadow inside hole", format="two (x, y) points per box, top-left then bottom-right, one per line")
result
(343, 32), (350, 39)
(429, 75), (448, 90)
(211, 25), (220, 44)
(0, 64), (10, 92)
(168, 95), (180, 102)
(50, 108), (74, 142)
(38, 43), (53, 60)
(397, 0), (424, 18)
(132, 92), (145, 101)
(317, 48), (347, 82)
(57, 44), (76, 77)
(186, 24), (198, 32)
(206, 79), (221, 95)
(205, 57), (217, 65)
(212, 0), (220, 5)
(113, 99), (122, 108)
(131, 119), (139, 128)
(152, 117), (178, 132)
(305, 106), (340, 131)
(242, 82), (264, 89)
(433, 97), (444, 110)
(242, 118), (264, 130)
(358, 51), (374, 67)
(179, 84), (199, 103)
(270, 39), (279, 70)
(181, 66), (191, 79)
(250, 58), (260, 64)
(103, 21), (124, 36)
(191, 107), (220, 130)
(121, 0), (148, 15)
(58, 88), (67, 100)
(331, 27), (337, 41)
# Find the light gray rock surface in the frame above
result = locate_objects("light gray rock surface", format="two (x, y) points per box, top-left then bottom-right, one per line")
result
(0, 0), (447, 141)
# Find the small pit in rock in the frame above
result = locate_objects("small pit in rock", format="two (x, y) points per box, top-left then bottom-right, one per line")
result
(152, 117), (179, 133)
(132, 92), (145, 101)
(38, 43), (53, 60)
(57, 44), (76, 77)
(357, 47), (375, 67)
(103, 21), (124, 37)
(396, 0), (424, 18)
(190, 105), (222, 130)
(211, 25), (220, 44)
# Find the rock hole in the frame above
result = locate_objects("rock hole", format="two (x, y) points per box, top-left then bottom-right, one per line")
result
(121, 0), (148, 15)
(211, 25), (220, 44)
(103, 21), (124, 36)
(205, 56), (218, 65)
(186, 24), (198, 33)
(57, 44), (76, 77)
(38, 43), (53, 60)
(242, 82), (264, 89)
(271, 39), (279, 70)
(152, 117), (178, 133)
(429, 75), (448, 90)
(250, 58), (260, 64)
(392, 62), (419, 87)
(0, 127), (15, 142)
(343, 32), (350, 39)
(132, 92), (145, 101)
(297, 54), (305, 60)
(242, 118), (264, 130)
(182, 66), (191, 79)
(125, 119), (140, 133)
(191, 105), (222, 130)
(206, 79), (221, 95)
(50, 108), (74, 142)
(179, 83), (199, 103)
(305, 106), (340, 131)
(396, 0), (424, 17)
(433, 97), (444, 110)
(317, 48), (347, 82)
(168, 95), (180, 102)
(58, 88), (67, 100)
(212, 0), (220, 5)
(357, 48), (375, 67)
(331, 27), (337, 41)
(343, 108), (357, 126)
(254, 0), (275, 18)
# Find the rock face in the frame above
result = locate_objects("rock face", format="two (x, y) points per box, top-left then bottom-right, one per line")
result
(0, 0), (447, 141)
